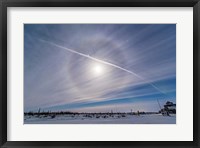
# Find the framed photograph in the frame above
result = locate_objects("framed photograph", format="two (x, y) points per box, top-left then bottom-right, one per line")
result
(0, 0), (199, 147)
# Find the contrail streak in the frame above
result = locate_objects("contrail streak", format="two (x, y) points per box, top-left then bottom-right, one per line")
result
(40, 39), (166, 95)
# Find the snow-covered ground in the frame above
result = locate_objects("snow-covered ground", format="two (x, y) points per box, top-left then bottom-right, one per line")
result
(24, 114), (176, 124)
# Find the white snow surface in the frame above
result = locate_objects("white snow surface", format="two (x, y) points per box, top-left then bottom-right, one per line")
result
(24, 114), (176, 124)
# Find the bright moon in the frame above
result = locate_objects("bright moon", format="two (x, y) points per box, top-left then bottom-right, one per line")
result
(93, 65), (103, 75)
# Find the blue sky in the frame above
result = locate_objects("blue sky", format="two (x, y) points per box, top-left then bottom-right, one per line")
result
(24, 24), (176, 112)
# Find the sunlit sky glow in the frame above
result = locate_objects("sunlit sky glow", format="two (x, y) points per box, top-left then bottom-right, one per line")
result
(24, 24), (176, 112)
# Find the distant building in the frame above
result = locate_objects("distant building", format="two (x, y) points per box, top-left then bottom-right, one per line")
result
(164, 101), (176, 114)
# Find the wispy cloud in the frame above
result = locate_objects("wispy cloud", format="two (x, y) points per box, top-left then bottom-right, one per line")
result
(40, 39), (168, 95)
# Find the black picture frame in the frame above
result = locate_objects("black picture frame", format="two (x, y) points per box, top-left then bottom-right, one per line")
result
(0, 0), (199, 147)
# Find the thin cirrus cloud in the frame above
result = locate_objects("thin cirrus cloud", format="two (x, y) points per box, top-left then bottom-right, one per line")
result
(24, 24), (176, 112)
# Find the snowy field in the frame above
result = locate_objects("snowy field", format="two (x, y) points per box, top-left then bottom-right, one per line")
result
(24, 114), (176, 124)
